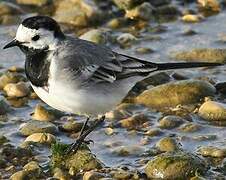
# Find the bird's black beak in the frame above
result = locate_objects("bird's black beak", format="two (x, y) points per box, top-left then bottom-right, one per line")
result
(3, 39), (21, 49)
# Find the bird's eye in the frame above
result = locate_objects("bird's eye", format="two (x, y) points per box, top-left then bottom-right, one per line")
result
(32, 35), (40, 41)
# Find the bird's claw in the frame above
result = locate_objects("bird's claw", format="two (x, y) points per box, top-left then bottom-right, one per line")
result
(64, 116), (105, 155)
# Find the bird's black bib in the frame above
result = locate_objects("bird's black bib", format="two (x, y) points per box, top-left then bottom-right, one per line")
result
(23, 47), (50, 87)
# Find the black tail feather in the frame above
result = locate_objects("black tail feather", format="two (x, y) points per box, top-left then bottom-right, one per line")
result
(155, 62), (223, 71)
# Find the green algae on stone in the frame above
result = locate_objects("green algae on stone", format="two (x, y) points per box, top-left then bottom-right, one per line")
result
(171, 48), (226, 63)
(145, 151), (207, 179)
(51, 143), (103, 175)
(134, 80), (216, 111)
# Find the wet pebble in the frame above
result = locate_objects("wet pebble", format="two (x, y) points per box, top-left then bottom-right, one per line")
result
(198, 0), (220, 13)
(0, 72), (25, 90)
(116, 33), (137, 47)
(53, 167), (70, 180)
(23, 161), (41, 176)
(135, 47), (154, 54)
(61, 118), (83, 133)
(0, 96), (11, 115)
(83, 170), (106, 180)
(32, 104), (56, 121)
(125, 2), (153, 20)
(171, 48), (226, 63)
(4, 82), (30, 98)
(179, 122), (200, 132)
(198, 100), (226, 121)
(145, 128), (163, 137)
(135, 80), (216, 111)
(112, 145), (145, 156)
(197, 146), (226, 158)
(119, 113), (151, 129)
(24, 133), (56, 145)
(182, 14), (204, 23)
(19, 120), (58, 136)
(80, 29), (109, 44)
(16, 0), (51, 6)
(156, 137), (179, 152)
(145, 151), (207, 179)
(158, 115), (185, 129)
(54, 0), (103, 27)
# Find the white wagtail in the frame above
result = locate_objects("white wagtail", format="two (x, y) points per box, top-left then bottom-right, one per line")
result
(3, 16), (221, 153)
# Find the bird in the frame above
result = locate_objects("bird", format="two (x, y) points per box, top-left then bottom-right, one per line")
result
(3, 15), (221, 153)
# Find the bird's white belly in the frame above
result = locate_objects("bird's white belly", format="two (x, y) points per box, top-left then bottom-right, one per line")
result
(31, 81), (130, 116)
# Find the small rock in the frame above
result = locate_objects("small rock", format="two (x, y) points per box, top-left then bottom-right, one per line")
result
(0, 72), (25, 90)
(182, 14), (204, 23)
(4, 82), (30, 98)
(112, 145), (145, 156)
(107, 18), (128, 29)
(120, 113), (151, 129)
(32, 104), (56, 121)
(111, 169), (132, 179)
(179, 123), (200, 132)
(0, 2), (23, 16)
(134, 80), (216, 111)
(61, 118), (83, 133)
(80, 29), (108, 44)
(198, 101), (226, 121)
(159, 115), (185, 129)
(54, 0), (103, 27)
(25, 133), (56, 144)
(198, 0), (220, 13)
(145, 151), (207, 179)
(156, 137), (179, 152)
(197, 146), (226, 158)
(16, 0), (52, 6)
(125, 2), (153, 20)
(83, 170), (106, 180)
(7, 96), (28, 107)
(104, 127), (115, 135)
(145, 128), (163, 137)
(53, 168), (70, 180)
(135, 47), (154, 54)
(113, 0), (142, 10)
(10, 170), (30, 180)
(117, 33), (137, 46)
(23, 161), (41, 176)
(19, 120), (58, 136)
(0, 96), (11, 115)
(171, 48), (226, 63)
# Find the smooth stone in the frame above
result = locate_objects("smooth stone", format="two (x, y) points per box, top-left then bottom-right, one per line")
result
(53, 168), (70, 179)
(135, 47), (154, 54)
(134, 80), (216, 111)
(0, 96), (11, 115)
(179, 123), (200, 132)
(198, 0), (220, 12)
(159, 115), (185, 129)
(0, 72), (25, 90)
(61, 119), (83, 133)
(125, 2), (153, 20)
(119, 113), (151, 129)
(104, 127), (115, 136)
(112, 145), (145, 156)
(6, 96), (28, 107)
(0, 2), (23, 16)
(113, 0), (141, 10)
(24, 133), (56, 144)
(54, 0), (103, 27)
(156, 137), (179, 152)
(106, 18), (128, 29)
(145, 152), (207, 179)
(10, 170), (30, 180)
(198, 101), (226, 121)
(32, 104), (56, 121)
(19, 120), (58, 136)
(83, 170), (106, 180)
(145, 128), (163, 137)
(23, 161), (41, 176)
(4, 82), (30, 98)
(171, 48), (226, 63)
(182, 14), (204, 23)
(80, 29), (108, 44)
(16, 0), (52, 6)
(116, 33), (137, 46)
(197, 146), (226, 158)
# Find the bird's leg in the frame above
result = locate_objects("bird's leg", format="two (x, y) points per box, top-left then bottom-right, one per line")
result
(65, 115), (105, 155)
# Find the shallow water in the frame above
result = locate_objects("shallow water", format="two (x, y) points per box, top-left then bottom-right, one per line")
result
(1, 9), (226, 174)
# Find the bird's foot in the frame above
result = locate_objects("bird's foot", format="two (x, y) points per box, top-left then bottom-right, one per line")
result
(64, 115), (105, 155)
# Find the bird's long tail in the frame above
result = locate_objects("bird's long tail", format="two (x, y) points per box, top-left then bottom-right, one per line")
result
(155, 62), (222, 71)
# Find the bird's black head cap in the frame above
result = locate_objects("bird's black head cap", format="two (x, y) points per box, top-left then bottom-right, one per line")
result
(22, 16), (65, 39)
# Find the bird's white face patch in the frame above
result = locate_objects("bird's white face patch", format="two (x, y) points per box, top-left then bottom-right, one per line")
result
(15, 24), (58, 50)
